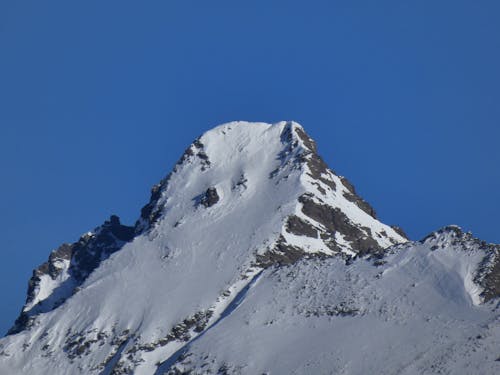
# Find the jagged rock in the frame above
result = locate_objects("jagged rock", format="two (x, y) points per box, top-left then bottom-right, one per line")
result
(390, 225), (409, 240)
(482, 256), (500, 302)
(298, 194), (382, 254)
(256, 235), (309, 267)
(8, 215), (134, 335)
(285, 215), (318, 238)
(200, 187), (220, 207)
(339, 176), (377, 219)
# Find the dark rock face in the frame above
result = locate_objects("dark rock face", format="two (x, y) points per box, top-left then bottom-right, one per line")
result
(482, 256), (500, 302)
(299, 194), (382, 255)
(391, 225), (409, 240)
(292, 125), (337, 192)
(8, 215), (135, 335)
(283, 123), (380, 222)
(256, 235), (310, 267)
(70, 215), (134, 283)
(200, 187), (220, 208)
(286, 215), (318, 238)
(261, 123), (405, 268)
(137, 138), (212, 232)
(45, 244), (73, 279)
(139, 180), (168, 230)
(193, 139), (211, 171)
(339, 177), (377, 219)
(305, 153), (337, 191)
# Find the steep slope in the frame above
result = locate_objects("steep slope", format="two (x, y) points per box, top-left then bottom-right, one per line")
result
(165, 227), (500, 375)
(9, 215), (135, 335)
(8, 120), (406, 333)
(0, 121), (406, 374)
(1, 121), (498, 375)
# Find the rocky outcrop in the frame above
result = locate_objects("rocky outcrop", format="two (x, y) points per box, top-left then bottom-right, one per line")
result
(482, 255), (500, 302)
(256, 235), (311, 267)
(339, 176), (378, 219)
(200, 187), (220, 208)
(137, 138), (212, 232)
(263, 123), (405, 265)
(421, 225), (500, 302)
(286, 215), (318, 238)
(298, 194), (384, 254)
(8, 215), (134, 335)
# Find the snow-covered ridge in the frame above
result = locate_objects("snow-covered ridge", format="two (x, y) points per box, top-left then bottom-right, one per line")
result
(418, 225), (500, 303)
(1, 121), (498, 375)
(168, 234), (500, 375)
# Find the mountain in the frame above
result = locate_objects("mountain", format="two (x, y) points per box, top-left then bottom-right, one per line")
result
(0, 121), (498, 375)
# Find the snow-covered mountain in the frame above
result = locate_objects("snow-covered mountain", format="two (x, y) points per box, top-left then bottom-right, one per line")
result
(1, 121), (498, 375)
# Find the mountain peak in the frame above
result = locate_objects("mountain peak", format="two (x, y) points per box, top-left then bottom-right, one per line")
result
(9, 122), (408, 337)
(1, 121), (417, 374)
(137, 121), (406, 256)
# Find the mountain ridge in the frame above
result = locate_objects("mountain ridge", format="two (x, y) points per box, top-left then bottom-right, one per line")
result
(9, 121), (406, 336)
(1, 121), (498, 375)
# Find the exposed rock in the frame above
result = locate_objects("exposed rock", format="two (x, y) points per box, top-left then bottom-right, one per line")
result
(137, 138), (212, 231)
(299, 194), (382, 255)
(8, 215), (135, 335)
(340, 176), (377, 219)
(482, 255), (500, 302)
(294, 126), (317, 153)
(138, 178), (170, 230)
(285, 215), (318, 238)
(420, 226), (500, 302)
(391, 225), (409, 240)
(193, 138), (211, 171)
(232, 174), (248, 191)
(304, 152), (337, 191)
(256, 236), (309, 268)
(111, 310), (214, 373)
(70, 215), (134, 282)
(292, 124), (337, 191)
(200, 187), (220, 208)
(303, 303), (360, 318)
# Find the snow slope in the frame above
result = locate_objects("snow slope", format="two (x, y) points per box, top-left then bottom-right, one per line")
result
(0, 121), (498, 375)
(167, 228), (500, 375)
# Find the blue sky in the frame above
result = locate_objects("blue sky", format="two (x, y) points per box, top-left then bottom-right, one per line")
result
(0, 0), (499, 334)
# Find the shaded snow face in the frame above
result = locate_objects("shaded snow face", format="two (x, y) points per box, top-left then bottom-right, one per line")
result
(8, 215), (135, 335)
(2, 121), (497, 375)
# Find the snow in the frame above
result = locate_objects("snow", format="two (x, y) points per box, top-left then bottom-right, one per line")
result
(0, 121), (497, 375)
(23, 259), (74, 314)
(168, 238), (500, 375)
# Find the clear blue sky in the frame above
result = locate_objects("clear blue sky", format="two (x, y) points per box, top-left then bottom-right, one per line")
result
(1, 1), (499, 334)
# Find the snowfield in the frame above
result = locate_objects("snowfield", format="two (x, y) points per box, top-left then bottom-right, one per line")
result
(0, 122), (498, 375)
(169, 237), (500, 375)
